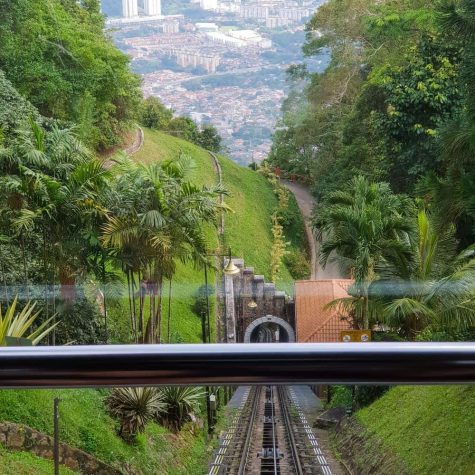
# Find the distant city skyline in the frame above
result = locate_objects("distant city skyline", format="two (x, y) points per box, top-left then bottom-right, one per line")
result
(120, 0), (162, 18)
(107, 0), (328, 164)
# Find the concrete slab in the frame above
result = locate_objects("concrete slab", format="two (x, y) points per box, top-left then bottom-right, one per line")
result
(227, 386), (251, 409)
(290, 385), (323, 421)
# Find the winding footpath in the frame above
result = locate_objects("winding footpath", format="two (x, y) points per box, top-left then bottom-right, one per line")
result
(208, 151), (225, 241)
(124, 126), (144, 156)
(282, 180), (343, 280)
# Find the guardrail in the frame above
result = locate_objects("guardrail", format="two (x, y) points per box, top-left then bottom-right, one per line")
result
(0, 342), (474, 388)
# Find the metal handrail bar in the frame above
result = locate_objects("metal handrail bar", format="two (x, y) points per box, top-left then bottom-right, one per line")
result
(0, 342), (474, 388)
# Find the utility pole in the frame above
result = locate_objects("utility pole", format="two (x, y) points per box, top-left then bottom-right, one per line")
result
(54, 397), (60, 475)
(204, 263), (211, 343)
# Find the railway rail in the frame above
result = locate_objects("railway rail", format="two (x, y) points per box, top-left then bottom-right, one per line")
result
(210, 385), (333, 475)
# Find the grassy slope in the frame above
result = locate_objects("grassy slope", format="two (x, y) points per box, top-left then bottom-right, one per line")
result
(0, 389), (207, 475)
(217, 153), (297, 293)
(0, 446), (75, 475)
(135, 129), (301, 301)
(357, 386), (475, 474)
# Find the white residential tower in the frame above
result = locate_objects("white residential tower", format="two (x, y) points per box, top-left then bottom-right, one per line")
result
(144, 0), (161, 16)
(122, 0), (138, 18)
(200, 0), (218, 11)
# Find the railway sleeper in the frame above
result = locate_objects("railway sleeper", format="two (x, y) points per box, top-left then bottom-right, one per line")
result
(257, 448), (284, 460)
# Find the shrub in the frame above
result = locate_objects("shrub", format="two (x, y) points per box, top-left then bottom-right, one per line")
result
(328, 385), (353, 408)
(157, 387), (204, 433)
(283, 248), (311, 280)
(107, 387), (165, 442)
(55, 297), (106, 345)
(141, 97), (173, 130)
(328, 385), (388, 410)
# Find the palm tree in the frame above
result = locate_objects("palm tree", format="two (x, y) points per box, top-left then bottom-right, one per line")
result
(0, 121), (111, 303)
(313, 175), (413, 328)
(371, 210), (475, 338)
(102, 153), (227, 343)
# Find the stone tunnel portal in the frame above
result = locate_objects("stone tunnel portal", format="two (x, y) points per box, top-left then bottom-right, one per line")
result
(243, 315), (296, 343)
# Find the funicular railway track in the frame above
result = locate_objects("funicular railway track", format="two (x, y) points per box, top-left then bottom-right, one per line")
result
(210, 385), (333, 475)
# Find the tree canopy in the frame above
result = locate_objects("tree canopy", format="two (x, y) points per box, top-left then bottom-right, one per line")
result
(0, 0), (142, 150)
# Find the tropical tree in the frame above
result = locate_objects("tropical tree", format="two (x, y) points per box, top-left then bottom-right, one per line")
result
(0, 121), (111, 303)
(157, 386), (204, 433)
(371, 210), (475, 338)
(102, 153), (227, 343)
(313, 176), (413, 328)
(107, 387), (165, 442)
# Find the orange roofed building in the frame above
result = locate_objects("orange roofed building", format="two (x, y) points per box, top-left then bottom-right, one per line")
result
(295, 280), (354, 342)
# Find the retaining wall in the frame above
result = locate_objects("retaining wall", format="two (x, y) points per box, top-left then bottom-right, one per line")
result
(0, 421), (122, 474)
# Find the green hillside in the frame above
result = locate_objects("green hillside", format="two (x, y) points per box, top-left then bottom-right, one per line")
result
(0, 389), (207, 475)
(0, 446), (75, 475)
(135, 128), (303, 284)
(356, 386), (475, 474)
(127, 128), (306, 342)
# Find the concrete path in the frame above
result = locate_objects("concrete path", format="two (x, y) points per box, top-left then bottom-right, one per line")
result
(290, 385), (323, 419)
(227, 386), (250, 409)
(282, 180), (343, 280)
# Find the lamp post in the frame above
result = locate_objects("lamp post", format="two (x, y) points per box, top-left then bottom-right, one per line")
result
(202, 248), (239, 416)
(203, 247), (239, 344)
(202, 248), (239, 434)
(222, 249), (239, 343)
(204, 263), (211, 343)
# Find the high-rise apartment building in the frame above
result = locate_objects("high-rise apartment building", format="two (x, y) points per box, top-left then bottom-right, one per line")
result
(122, 0), (138, 18)
(144, 0), (161, 16)
(200, 0), (218, 10)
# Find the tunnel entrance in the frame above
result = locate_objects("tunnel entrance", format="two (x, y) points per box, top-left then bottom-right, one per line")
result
(243, 315), (296, 343)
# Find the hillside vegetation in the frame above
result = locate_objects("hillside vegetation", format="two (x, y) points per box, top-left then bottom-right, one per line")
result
(135, 128), (305, 285)
(128, 128), (307, 342)
(0, 446), (75, 475)
(0, 0), (141, 149)
(356, 386), (475, 474)
(0, 389), (208, 475)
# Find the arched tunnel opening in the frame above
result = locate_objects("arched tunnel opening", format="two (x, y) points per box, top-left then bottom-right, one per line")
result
(243, 315), (296, 343)
(249, 322), (291, 342)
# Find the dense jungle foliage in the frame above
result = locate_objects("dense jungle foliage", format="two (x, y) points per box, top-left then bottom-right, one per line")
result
(0, 0), (142, 150)
(270, 0), (475, 238)
(269, 0), (475, 340)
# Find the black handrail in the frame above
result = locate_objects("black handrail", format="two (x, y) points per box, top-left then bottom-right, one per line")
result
(0, 342), (474, 388)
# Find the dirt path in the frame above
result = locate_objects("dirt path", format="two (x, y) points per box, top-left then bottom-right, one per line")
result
(124, 126), (144, 156)
(282, 180), (343, 280)
(208, 151), (225, 241)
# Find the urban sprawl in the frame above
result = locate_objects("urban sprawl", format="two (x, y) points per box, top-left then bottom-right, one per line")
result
(106, 0), (326, 164)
